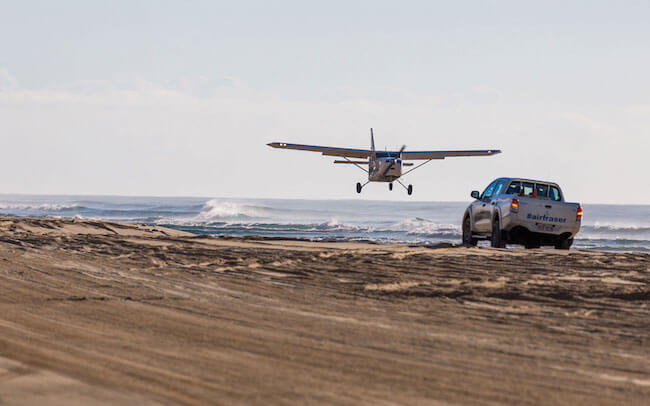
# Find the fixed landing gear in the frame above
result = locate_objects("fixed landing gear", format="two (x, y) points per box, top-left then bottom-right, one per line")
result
(356, 181), (369, 193)
(358, 181), (413, 195)
(395, 180), (414, 195)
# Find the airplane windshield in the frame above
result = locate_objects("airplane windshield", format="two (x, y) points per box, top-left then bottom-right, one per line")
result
(375, 152), (400, 158)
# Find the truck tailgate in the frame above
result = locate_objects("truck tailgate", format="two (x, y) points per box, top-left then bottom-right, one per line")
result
(518, 199), (580, 233)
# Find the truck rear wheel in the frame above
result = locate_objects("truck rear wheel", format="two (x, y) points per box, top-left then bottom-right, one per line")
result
(462, 216), (477, 247)
(555, 237), (573, 250)
(524, 240), (541, 249)
(491, 218), (505, 248)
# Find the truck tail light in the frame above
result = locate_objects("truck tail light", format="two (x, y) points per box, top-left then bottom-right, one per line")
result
(510, 198), (519, 213)
(576, 207), (583, 222)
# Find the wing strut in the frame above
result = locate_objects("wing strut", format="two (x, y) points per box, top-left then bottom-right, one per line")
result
(395, 179), (410, 192)
(401, 159), (434, 177)
(343, 156), (368, 173)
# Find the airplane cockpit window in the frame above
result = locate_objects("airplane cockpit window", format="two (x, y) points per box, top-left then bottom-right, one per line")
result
(375, 152), (399, 158)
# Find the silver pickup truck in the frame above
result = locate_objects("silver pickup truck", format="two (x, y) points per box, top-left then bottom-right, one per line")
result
(462, 178), (582, 249)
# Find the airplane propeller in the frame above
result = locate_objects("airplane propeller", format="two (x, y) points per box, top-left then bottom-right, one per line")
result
(381, 145), (406, 177)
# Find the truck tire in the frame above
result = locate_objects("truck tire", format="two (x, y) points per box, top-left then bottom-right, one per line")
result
(491, 218), (505, 248)
(524, 240), (541, 249)
(555, 237), (573, 250)
(462, 216), (477, 247)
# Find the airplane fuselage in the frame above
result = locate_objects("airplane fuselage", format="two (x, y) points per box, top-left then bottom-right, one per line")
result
(369, 154), (402, 182)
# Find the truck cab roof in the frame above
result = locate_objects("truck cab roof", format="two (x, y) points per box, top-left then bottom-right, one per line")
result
(484, 178), (565, 202)
(493, 177), (561, 188)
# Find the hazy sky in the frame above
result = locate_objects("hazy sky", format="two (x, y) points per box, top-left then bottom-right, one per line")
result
(1, 1), (649, 203)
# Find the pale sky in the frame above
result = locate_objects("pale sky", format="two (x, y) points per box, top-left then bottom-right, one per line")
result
(1, 1), (649, 204)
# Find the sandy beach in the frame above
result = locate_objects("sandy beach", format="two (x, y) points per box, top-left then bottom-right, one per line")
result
(0, 216), (648, 405)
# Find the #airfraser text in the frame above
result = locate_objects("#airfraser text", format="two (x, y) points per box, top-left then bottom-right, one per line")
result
(527, 213), (567, 223)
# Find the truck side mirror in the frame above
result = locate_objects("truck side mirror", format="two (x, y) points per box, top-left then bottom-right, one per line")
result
(471, 191), (480, 199)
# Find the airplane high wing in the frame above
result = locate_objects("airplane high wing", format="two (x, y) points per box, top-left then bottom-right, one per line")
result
(401, 149), (501, 160)
(267, 129), (502, 195)
(266, 143), (500, 160)
(266, 143), (373, 159)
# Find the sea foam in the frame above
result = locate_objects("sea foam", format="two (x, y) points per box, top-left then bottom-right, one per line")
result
(193, 200), (273, 222)
(0, 202), (81, 211)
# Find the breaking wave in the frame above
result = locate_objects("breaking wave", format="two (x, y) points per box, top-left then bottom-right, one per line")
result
(172, 216), (463, 242)
(388, 217), (461, 238)
(193, 200), (274, 222)
(0, 202), (82, 211)
(581, 224), (650, 233)
(580, 225), (650, 240)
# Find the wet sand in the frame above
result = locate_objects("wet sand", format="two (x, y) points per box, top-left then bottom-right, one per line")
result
(0, 216), (648, 405)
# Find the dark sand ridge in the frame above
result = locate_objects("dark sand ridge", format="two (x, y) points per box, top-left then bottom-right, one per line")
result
(0, 216), (648, 405)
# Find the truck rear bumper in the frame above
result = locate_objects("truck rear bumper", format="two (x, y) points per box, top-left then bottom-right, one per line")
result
(503, 223), (580, 245)
(502, 215), (579, 237)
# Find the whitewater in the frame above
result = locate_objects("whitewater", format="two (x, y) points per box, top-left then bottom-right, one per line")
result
(0, 195), (648, 252)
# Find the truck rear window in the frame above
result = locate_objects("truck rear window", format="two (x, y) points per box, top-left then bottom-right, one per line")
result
(506, 181), (562, 201)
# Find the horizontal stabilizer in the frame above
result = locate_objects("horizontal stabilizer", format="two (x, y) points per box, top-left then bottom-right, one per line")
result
(333, 160), (369, 164)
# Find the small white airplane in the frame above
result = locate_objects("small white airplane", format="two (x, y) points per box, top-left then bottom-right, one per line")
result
(268, 129), (501, 195)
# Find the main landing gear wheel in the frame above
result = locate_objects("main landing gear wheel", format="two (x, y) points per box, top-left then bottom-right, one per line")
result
(407, 184), (413, 195)
(356, 182), (362, 194)
(389, 183), (393, 191)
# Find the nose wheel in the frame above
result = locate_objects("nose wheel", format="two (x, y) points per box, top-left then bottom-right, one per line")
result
(389, 183), (393, 191)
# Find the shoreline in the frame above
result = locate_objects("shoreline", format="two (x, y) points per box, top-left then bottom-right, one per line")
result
(1, 216), (648, 404)
(1, 196), (648, 254)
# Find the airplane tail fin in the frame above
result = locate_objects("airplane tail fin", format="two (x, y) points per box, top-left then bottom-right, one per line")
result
(370, 128), (375, 153)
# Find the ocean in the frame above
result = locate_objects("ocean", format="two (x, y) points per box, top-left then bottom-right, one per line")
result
(0, 195), (648, 253)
